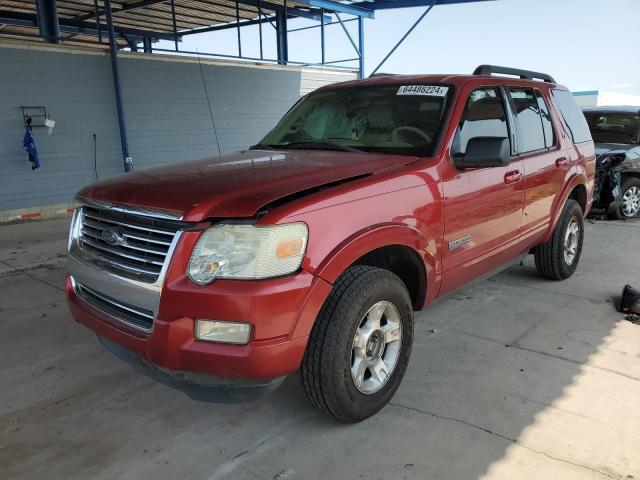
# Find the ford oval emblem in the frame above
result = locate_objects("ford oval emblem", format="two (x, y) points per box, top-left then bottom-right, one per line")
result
(102, 228), (126, 246)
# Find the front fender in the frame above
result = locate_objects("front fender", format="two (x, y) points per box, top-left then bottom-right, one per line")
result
(311, 222), (437, 304)
(289, 223), (436, 340)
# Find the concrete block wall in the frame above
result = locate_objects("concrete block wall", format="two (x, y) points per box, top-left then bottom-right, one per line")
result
(0, 41), (355, 216)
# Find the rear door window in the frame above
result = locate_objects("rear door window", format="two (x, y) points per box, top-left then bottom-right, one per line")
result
(453, 87), (510, 155)
(535, 91), (556, 148)
(552, 90), (592, 143)
(508, 87), (546, 153)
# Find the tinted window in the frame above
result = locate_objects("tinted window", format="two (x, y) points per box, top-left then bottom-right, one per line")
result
(552, 90), (592, 143)
(535, 91), (555, 148)
(453, 88), (510, 155)
(509, 87), (546, 153)
(584, 112), (640, 144)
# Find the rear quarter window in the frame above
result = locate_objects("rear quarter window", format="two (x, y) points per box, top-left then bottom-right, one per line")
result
(551, 90), (592, 144)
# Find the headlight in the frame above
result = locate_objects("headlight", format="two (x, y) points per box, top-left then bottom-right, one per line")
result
(186, 223), (308, 284)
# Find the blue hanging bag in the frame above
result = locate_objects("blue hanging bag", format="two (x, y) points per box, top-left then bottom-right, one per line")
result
(23, 126), (40, 170)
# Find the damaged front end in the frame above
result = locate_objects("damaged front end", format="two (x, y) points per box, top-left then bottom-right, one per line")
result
(591, 154), (626, 216)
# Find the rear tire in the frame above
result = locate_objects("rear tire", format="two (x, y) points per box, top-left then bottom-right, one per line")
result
(300, 266), (413, 422)
(534, 199), (584, 280)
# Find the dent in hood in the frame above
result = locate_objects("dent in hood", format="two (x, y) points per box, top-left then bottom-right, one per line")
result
(77, 149), (416, 221)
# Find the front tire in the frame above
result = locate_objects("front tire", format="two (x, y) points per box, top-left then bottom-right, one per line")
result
(534, 199), (584, 280)
(618, 177), (640, 219)
(300, 266), (413, 422)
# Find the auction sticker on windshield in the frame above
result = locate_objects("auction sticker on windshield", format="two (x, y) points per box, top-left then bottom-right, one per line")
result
(397, 85), (449, 97)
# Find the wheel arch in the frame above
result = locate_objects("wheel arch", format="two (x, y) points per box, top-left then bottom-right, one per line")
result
(568, 183), (588, 213)
(621, 171), (640, 182)
(313, 223), (435, 311)
(353, 245), (427, 310)
(544, 174), (590, 242)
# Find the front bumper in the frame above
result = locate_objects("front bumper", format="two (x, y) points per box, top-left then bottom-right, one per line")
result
(98, 336), (286, 402)
(65, 266), (333, 382)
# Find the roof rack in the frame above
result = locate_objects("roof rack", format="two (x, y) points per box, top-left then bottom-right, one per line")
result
(473, 65), (556, 83)
(370, 73), (402, 77)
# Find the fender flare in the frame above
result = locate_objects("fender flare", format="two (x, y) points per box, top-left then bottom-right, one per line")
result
(312, 222), (437, 305)
(544, 172), (589, 242)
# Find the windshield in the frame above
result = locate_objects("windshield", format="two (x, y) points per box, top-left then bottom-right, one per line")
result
(584, 112), (640, 144)
(257, 84), (452, 156)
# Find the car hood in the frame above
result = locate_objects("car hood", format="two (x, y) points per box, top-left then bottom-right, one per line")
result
(594, 143), (640, 166)
(77, 149), (416, 221)
(595, 142), (636, 157)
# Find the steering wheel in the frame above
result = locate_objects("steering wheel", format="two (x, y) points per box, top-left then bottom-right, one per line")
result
(391, 126), (431, 145)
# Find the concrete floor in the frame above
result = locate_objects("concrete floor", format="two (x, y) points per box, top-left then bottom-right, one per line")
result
(1, 217), (639, 480)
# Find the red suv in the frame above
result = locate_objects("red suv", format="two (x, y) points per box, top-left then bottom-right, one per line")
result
(66, 65), (595, 421)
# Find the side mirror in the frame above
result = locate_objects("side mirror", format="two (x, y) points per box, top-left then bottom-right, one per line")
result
(452, 137), (511, 169)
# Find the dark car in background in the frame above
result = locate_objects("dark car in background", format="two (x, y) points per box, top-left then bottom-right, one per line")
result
(584, 107), (640, 219)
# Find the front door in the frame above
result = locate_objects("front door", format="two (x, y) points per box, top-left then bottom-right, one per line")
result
(440, 86), (525, 295)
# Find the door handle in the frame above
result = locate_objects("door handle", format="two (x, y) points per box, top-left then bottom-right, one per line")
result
(555, 157), (569, 167)
(504, 170), (522, 184)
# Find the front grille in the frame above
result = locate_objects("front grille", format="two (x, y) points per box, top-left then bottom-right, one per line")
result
(79, 205), (185, 283)
(75, 281), (154, 331)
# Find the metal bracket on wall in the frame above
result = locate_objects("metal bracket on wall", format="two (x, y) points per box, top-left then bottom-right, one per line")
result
(21, 106), (49, 128)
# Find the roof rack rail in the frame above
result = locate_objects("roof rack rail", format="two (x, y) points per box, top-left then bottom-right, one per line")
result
(473, 65), (556, 83)
(370, 72), (401, 77)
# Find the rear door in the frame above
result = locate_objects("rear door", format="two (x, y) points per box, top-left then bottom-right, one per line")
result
(551, 89), (597, 206)
(440, 86), (525, 295)
(506, 87), (566, 240)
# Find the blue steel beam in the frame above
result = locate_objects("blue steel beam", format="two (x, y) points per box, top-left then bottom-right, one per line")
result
(142, 36), (153, 52)
(35, 0), (60, 43)
(287, 17), (356, 33)
(334, 12), (360, 56)
(353, 0), (492, 8)
(258, 0), (263, 59)
(238, 0), (331, 22)
(358, 15), (365, 78)
(320, 8), (325, 65)
(275, 5), (288, 64)
(171, 0), (179, 51)
(370, 0), (437, 76)
(235, 0), (242, 56)
(75, 0), (169, 22)
(180, 14), (276, 35)
(104, 0), (133, 173)
(92, 0), (102, 43)
(296, 0), (374, 18)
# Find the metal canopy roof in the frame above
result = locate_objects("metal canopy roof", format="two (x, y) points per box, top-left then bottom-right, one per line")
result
(0, 0), (329, 47)
(0, 0), (490, 48)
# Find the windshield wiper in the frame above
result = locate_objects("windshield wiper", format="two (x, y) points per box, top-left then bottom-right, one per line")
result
(248, 143), (279, 150)
(280, 141), (364, 153)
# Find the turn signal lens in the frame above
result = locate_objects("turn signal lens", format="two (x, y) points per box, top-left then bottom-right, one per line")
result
(276, 238), (305, 258)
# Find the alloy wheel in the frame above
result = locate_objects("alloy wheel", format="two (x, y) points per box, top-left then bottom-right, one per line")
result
(351, 301), (402, 395)
(563, 217), (580, 266)
(622, 186), (640, 218)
